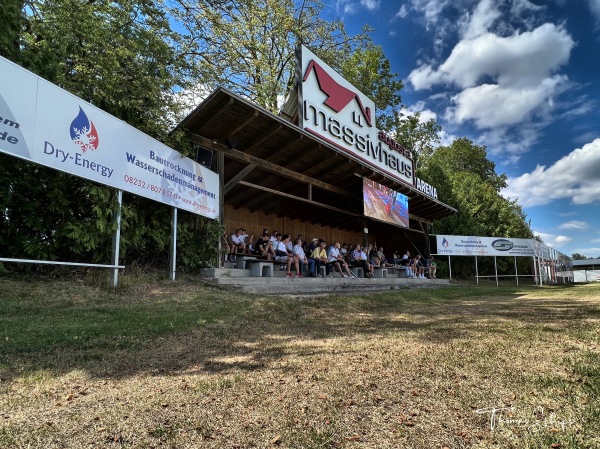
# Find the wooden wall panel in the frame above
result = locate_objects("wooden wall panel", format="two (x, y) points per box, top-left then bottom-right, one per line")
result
(224, 205), (363, 246)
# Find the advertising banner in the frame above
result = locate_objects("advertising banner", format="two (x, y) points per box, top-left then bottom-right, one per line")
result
(436, 235), (538, 257)
(298, 46), (414, 187)
(0, 56), (219, 219)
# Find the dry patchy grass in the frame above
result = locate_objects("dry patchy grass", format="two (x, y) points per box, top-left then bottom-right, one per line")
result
(1, 278), (599, 448)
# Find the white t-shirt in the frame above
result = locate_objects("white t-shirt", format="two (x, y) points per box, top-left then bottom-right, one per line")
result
(231, 234), (244, 245)
(293, 244), (306, 260)
(275, 241), (289, 261)
(327, 247), (340, 262)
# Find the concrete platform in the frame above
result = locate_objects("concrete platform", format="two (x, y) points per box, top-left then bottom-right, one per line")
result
(200, 267), (450, 295)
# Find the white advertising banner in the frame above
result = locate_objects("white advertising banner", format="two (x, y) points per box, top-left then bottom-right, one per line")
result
(298, 46), (415, 187)
(436, 235), (539, 257)
(0, 56), (219, 219)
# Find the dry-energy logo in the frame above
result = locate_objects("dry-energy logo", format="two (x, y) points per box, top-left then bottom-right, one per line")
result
(70, 106), (99, 152)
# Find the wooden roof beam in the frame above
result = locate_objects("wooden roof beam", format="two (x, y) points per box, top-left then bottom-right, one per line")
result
(190, 133), (348, 196)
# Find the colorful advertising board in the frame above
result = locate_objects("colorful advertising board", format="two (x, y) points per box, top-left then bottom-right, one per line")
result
(298, 46), (414, 187)
(0, 56), (219, 219)
(436, 235), (539, 257)
(363, 178), (409, 228)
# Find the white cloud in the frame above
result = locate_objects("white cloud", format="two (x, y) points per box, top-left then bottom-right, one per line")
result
(558, 221), (589, 231)
(408, 0), (452, 26)
(403, 101), (438, 122)
(361, 0), (379, 10)
(533, 231), (571, 248)
(502, 138), (600, 207)
(409, 24), (573, 91)
(449, 75), (568, 128)
(335, 0), (380, 14)
(588, 0), (600, 25)
(510, 0), (545, 17)
(461, 0), (501, 39)
(394, 5), (408, 19)
(408, 21), (574, 155)
(334, 0), (356, 14)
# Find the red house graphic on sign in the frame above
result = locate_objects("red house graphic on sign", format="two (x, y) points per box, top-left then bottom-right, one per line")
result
(302, 60), (372, 127)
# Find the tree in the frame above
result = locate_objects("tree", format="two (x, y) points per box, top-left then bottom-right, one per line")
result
(0, 0), (24, 61)
(571, 253), (588, 260)
(425, 138), (534, 277)
(428, 137), (507, 191)
(170, 0), (375, 112)
(338, 43), (403, 131)
(394, 112), (441, 170)
(0, 0), (217, 267)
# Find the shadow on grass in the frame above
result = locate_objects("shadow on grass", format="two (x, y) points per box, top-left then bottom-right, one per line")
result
(1, 276), (598, 381)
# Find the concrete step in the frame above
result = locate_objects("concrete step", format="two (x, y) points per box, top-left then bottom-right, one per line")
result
(199, 268), (449, 294)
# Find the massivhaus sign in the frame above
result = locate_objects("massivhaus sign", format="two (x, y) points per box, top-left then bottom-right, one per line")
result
(298, 46), (414, 187)
(0, 56), (219, 219)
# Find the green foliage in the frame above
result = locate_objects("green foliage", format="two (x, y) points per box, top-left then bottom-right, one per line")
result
(0, 0), (24, 61)
(422, 138), (534, 278)
(170, 0), (372, 112)
(394, 111), (441, 169)
(572, 253), (588, 260)
(0, 0), (220, 270)
(338, 43), (403, 131)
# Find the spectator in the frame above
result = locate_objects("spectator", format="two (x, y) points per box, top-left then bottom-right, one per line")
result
(415, 255), (426, 279)
(310, 240), (328, 277)
(401, 250), (411, 266)
(368, 244), (381, 267)
(392, 250), (402, 266)
(340, 243), (348, 261)
(241, 229), (253, 254)
(289, 238), (311, 278)
(429, 255), (438, 279)
(351, 243), (374, 278)
(377, 247), (393, 267)
(254, 232), (274, 260)
(229, 228), (245, 260)
(307, 237), (319, 254)
(222, 232), (233, 262)
(274, 234), (291, 271)
(406, 256), (416, 278)
(327, 242), (353, 277)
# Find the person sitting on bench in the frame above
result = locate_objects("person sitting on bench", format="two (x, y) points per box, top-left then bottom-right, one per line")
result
(310, 240), (328, 277)
(351, 243), (374, 278)
(327, 242), (353, 278)
(254, 231), (274, 260)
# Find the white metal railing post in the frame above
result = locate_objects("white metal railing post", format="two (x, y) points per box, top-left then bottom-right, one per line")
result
(514, 256), (519, 286)
(494, 255), (498, 287)
(169, 207), (178, 281)
(110, 190), (123, 288)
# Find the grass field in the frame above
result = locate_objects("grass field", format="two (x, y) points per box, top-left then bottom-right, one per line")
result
(1, 276), (599, 448)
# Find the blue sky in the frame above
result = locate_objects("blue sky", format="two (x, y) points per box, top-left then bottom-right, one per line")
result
(325, 0), (600, 258)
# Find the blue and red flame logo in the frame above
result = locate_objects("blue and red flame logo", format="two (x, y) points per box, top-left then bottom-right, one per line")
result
(442, 238), (449, 248)
(70, 106), (99, 152)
